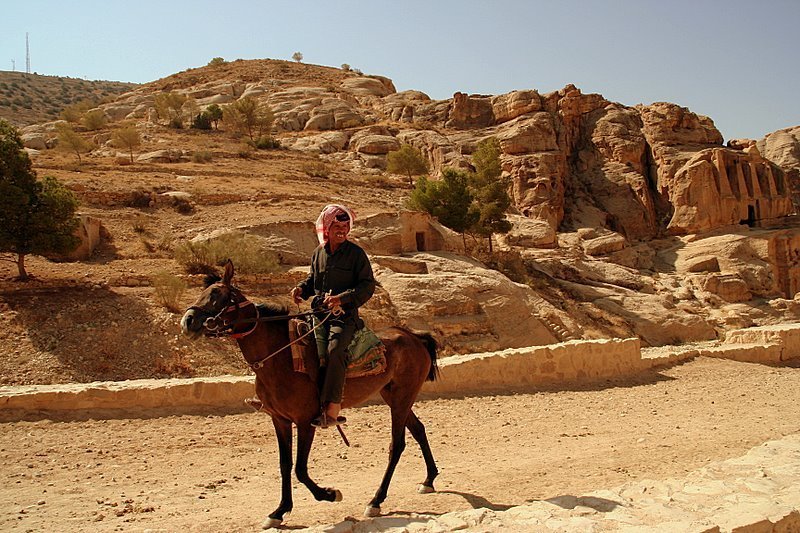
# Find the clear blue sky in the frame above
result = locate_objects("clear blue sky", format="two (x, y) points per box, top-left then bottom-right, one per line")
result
(1, 0), (798, 140)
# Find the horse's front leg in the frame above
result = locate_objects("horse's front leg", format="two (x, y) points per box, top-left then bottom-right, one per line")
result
(263, 417), (294, 529)
(295, 422), (342, 503)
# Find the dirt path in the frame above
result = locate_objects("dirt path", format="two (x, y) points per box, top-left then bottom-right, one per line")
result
(2, 357), (799, 532)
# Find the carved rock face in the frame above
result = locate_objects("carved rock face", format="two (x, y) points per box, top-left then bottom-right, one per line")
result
(665, 148), (792, 234)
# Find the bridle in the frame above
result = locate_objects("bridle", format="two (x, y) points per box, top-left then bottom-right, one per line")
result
(191, 284), (341, 370)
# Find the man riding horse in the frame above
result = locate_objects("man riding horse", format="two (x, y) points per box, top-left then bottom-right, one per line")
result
(290, 204), (376, 428)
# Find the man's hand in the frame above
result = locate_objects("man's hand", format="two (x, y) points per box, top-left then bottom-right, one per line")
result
(323, 294), (342, 309)
(290, 286), (303, 305)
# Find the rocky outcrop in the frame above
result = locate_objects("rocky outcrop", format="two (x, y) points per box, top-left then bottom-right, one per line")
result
(304, 98), (367, 131)
(491, 90), (542, 124)
(287, 131), (350, 154)
(377, 252), (558, 352)
(758, 125), (800, 210)
(340, 76), (395, 97)
(445, 92), (494, 129)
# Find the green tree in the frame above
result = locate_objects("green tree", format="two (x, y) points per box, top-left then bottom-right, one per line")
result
(207, 57), (226, 67)
(408, 168), (477, 251)
(56, 123), (93, 164)
(111, 125), (142, 162)
(387, 143), (429, 186)
(222, 97), (274, 140)
(205, 104), (223, 130)
(468, 137), (511, 253)
(0, 120), (80, 279)
(292, 51), (303, 63)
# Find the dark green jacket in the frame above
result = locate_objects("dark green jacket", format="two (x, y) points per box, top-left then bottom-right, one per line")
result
(297, 240), (376, 315)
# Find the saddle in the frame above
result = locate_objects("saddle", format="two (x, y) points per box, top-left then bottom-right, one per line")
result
(289, 318), (386, 383)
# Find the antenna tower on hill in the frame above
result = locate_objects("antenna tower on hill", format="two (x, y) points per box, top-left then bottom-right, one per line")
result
(11, 59), (15, 71)
(26, 33), (30, 74)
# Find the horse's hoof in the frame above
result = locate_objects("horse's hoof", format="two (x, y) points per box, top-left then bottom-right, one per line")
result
(332, 489), (343, 502)
(364, 505), (381, 517)
(418, 483), (435, 494)
(261, 517), (282, 529)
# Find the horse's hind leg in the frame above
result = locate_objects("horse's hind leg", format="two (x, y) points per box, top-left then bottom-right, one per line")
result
(263, 417), (294, 529)
(295, 422), (342, 503)
(366, 391), (412, 517)
(406, 410), (438, 493)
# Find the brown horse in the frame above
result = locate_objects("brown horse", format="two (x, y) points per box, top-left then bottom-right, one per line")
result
(180, 261), (440, 528)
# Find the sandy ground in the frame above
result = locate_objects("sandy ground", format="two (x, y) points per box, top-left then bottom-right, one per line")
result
(1, 356), (799, 532)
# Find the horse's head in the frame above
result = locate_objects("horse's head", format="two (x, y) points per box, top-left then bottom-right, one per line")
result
(181, 260), (247, 339)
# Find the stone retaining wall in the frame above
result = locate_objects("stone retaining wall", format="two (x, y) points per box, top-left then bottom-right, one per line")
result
(2, 324), (799, 417)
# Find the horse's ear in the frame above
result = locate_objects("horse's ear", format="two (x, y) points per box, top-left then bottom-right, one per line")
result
(203, 273), (221, 287)
(222, 259), (234, 286)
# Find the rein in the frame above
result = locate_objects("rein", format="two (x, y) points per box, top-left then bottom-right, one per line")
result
(200, 294), (343, 371)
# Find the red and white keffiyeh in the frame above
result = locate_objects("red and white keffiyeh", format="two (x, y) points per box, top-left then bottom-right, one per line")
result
(315, 204), (355, 245)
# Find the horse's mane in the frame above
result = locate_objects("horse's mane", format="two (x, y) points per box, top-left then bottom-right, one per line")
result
(256, 302), (289, 318)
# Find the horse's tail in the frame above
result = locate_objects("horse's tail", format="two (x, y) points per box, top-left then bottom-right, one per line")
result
(415, 332), (439, 382)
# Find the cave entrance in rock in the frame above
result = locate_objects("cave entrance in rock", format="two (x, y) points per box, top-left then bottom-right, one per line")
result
(415, 232), (427, 252)
(741, 205), (757, 227)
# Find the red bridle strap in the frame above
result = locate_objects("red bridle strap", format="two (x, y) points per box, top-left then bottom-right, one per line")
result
(224, 300), (258, 339)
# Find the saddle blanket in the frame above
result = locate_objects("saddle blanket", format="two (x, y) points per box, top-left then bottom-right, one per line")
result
(290, 319), (386, 378)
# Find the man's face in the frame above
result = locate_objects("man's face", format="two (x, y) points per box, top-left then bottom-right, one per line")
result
(328, 220), (349, 246)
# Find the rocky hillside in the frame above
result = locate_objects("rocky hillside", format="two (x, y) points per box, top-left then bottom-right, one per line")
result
(4, 58), (800, 385)
(0, 70), (136, 126)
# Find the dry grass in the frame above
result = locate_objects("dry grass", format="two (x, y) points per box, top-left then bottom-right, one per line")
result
(151, 270), (187, 312)
(173, 231), (280, 275)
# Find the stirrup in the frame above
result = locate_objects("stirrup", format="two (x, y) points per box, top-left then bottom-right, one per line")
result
(311, 413), (347, 428)
(244, 397), (263, 411)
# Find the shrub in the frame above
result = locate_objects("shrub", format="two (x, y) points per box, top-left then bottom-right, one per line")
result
(156, 233), (174, 252)
(131, 215), (148, 233)
(292, 51), (303, 63)
(151, 269), (187, 312)
(302, 161), (330, 178)
(128, 189), (153, 208)
(341, 63), (351, 71)
(207, 57), (226, 67)
(82, 109), (107, 130)
(173, 197), (194, 214)
(173, 231), (280, 275)
(191, 111), (212, 130)
(169, 117), (184, 129)
(251, 135), (280, 150)
(154, 92), (187, 125)
(191, 150), (213, 163)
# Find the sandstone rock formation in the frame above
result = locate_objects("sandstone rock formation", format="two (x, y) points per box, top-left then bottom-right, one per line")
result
(758, 125), (800, 210)
(78, 59), (796, 246)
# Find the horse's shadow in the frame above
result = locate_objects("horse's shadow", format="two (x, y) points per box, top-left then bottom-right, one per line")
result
(542, 494), (623, 512)
(434, 489), (516, 511)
